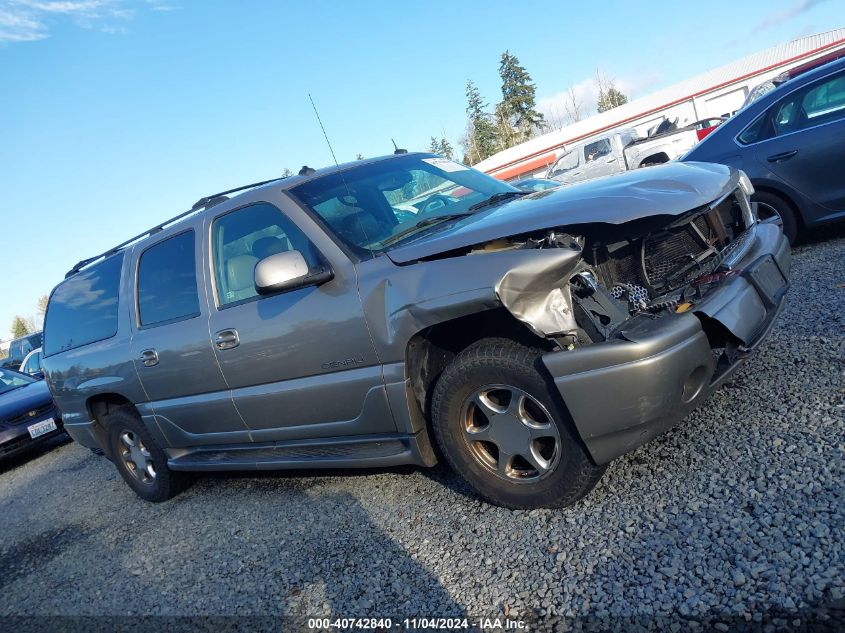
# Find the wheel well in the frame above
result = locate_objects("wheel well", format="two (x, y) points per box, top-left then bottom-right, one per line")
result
(751, 185), (804, 228)
(86, 393), (134, 456)
(639, 152), (669, 167)
(404, 308), (552, 428)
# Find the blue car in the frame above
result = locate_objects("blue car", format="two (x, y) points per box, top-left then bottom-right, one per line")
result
(682, 57), (845, 243)
(0, 367), (64, 461)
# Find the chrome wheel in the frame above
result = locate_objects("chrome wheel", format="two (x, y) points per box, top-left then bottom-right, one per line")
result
(118, 430), (156, 485)
(756, 201), (784, 230)
(460, 385), (561, 483)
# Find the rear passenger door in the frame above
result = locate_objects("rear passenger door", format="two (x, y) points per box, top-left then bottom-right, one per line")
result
(752, 69), (845, 213)
(204, 200), (390, 443)
(129, 229), (249, 442)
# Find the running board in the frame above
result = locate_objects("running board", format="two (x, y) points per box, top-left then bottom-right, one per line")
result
(166, 435), (418, 471)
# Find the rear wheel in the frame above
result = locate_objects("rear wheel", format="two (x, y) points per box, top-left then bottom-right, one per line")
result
(106, 408), (188, 502)
(753, 191), (798, 244)
(431, 338), (606, 509)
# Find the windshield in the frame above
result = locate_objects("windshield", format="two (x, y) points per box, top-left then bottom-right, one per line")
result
(289, 154), (517, 254)
(0, 368), (36, 395)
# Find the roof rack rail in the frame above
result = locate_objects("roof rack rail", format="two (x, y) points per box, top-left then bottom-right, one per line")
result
(65, 176), (288, 278)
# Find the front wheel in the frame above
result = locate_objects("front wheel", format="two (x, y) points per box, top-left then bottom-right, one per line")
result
(431, 339), (606, 509)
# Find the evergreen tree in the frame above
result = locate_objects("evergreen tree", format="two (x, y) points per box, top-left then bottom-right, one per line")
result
(497, 51), (545, 146)
(463, 80), (499, 164)
(11, 316), (30, 338)
(438, 137), (454, 160)
(596, 72), (629, 113)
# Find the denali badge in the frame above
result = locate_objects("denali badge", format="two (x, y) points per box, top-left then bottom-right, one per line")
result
(321, 357), (364, 370)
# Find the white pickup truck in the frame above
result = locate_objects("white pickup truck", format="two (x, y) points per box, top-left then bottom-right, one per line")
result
(545, 119), (720, 185)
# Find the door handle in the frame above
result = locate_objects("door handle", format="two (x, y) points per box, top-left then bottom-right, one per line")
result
(139, 349), (159, 367)
(767, 150), (798, 163)
(214, 329), (240, 350)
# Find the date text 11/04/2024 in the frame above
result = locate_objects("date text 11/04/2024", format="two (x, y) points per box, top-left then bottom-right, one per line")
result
(307, 617), (528, 630)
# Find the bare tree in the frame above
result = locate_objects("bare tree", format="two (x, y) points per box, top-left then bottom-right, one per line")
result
(595, 70), (628, 113)
(564, 86), (583, 124)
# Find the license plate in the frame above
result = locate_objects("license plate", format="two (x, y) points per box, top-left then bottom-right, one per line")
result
(28, 418), (57, 439)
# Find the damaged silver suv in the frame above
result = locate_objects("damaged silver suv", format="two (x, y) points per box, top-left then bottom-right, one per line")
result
(42, 153), (790, 508)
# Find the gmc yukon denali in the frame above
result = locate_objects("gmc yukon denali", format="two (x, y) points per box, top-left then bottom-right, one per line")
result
(42, 153), (790, 509)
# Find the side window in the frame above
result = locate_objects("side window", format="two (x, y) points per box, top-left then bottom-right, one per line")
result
(549, 150), (580, 176)
(584, 138), (612, 163)
(801, 73), (845, 125)
(212, 203), (321, 307)
(137, 231), (200, 327)
(740, 71), (845, 145)
(44, 253), (123, 356)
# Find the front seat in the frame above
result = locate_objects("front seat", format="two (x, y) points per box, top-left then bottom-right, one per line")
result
(225, 254), (259, 303)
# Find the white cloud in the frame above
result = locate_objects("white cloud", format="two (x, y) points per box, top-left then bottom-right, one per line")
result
(751, 0), (829, 34)
(538, 71), (662, 130)
(0, 0), (171, 42)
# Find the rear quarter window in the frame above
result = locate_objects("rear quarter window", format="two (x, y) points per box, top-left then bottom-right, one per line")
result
(44, 253), (123, 356)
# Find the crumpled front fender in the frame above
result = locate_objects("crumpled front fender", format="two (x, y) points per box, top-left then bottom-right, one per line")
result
(494, 247), (582, 336)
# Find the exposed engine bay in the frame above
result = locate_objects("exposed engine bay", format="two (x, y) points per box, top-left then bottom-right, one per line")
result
(486, 187), (755, 345)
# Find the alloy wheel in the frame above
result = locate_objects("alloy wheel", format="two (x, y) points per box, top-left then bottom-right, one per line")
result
(460, 385), (561, 482)
(118, 430), (157, 485)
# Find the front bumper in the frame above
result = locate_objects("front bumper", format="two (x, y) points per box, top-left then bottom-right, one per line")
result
(0, 410), (65, 461)
(542, 223), (790, 465)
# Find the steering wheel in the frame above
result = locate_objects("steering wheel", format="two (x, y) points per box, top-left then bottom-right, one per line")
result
(417, 195), (452, 216)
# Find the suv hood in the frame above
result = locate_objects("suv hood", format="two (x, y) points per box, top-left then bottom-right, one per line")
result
(387, 161), (736, 264)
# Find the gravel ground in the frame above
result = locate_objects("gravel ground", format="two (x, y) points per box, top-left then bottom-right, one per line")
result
(1, 229), (843, 631)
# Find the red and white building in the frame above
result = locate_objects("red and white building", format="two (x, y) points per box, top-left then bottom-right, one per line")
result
(475, 29), (845, 181)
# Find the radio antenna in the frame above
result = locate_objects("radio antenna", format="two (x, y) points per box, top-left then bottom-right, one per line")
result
(307, 93), (371, 245)
(309, 93), (340, 168)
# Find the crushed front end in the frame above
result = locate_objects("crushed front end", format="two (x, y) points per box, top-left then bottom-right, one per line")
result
(497, 180), (791, 464)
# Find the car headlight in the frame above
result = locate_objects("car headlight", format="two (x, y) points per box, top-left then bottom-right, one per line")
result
(737, 170), (755, 197)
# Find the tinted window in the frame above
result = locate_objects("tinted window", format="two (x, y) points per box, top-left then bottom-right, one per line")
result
(584, 138), (612, 162)
(44, 253), (123, 356)
(8, 341), (22, 362)
(212, 203), (321, 306)
(802, 73), (845, 123)
(137, 231), (200, 327)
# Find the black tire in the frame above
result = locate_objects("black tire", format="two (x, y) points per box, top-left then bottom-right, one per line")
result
(105, 407), (189, 502)
(752, 190), (799, 245)
(431, 338), (606, 509)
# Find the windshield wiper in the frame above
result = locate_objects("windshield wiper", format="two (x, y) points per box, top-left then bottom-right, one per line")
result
(467, 190), (527, 212)
(378, 213), (471, 248)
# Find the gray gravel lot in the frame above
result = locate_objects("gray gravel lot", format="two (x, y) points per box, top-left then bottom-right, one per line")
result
(1, 229), (843, 630)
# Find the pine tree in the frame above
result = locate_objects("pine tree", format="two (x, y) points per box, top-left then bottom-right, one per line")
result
(497, 51), (545, 146)
(438, 137), (454, 160)
(596, 72), (629, 113)
(11, 316), (30, 338)
(464, 80), (499, 165)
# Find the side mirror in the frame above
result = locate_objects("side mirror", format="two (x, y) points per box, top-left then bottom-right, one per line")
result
(254, 250), (333, 295)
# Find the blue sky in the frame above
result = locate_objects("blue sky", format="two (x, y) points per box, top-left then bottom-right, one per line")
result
(0, 0), (841, 339)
